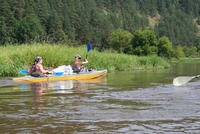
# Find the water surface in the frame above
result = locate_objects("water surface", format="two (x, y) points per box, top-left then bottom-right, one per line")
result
(0, 62), (200, 133)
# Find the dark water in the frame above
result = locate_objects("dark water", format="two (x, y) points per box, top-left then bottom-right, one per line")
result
(0, 62), (200, 133)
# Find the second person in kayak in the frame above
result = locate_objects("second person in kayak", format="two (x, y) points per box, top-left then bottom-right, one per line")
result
(28, 56), (50, 77)
(72, 54), (88, 73)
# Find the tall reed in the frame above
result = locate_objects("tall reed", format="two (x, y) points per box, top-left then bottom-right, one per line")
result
(0, 43), (170, 76)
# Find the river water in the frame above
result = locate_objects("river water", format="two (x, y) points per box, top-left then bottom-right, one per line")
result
(0, 62), (200, 133)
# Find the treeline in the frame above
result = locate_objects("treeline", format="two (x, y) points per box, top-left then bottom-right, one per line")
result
(108, 28), (197, 59)
(1, 0), (200, 56)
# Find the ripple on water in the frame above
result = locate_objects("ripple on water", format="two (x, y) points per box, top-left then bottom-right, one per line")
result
(1, 78), (200, 133)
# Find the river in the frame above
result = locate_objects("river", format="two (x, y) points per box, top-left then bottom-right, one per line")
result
(0, 62), (200, 133)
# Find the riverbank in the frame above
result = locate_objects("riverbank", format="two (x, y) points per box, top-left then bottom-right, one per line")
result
(0, 43), (170, 77)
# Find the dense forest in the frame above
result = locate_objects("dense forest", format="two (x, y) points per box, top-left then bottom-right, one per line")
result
(1, 0), (200, 57)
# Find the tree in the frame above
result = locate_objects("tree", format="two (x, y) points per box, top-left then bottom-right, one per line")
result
(132, 29), (158, 56)
(157, 36), (174, 58)
(8, 0), (26, 20)
(16, 15), (44, 43)
(174, 45), (185, 59)
(33, 0), (50, 28)
(1, 0), (200, 49)
(0, 17), (7, 45)
(46, 8), (63, 42)
(108, 28), (133, 53)
(183, 46), (198, 57)
(0, 0), (18, 44)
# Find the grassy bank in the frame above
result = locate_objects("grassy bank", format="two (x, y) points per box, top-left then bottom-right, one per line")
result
(169, 57), (200, 63)
(0, 43), (170, 76)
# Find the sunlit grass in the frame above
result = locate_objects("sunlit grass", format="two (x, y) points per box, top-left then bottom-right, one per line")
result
(0, 43), (170, 76)
(169, 57), (200, 63)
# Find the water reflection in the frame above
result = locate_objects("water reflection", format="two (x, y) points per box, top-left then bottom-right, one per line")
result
(2, 63), (200, 133)
(30, 83), (48, 96)
(25, 76), (107, 94)
(20, 77), (107, 108)
(18, 77), (108, 125)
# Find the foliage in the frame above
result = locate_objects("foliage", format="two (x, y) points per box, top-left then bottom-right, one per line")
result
(182, 46), (198, 57)
(173, 45), (185, 59)
(16, 15), (44, 43)
(0, 53), (26, 76)
(108, 28), (133, 53)
(131, 30), (158, 56)
(136, 55), (170, 70)
(157, 36), (174, 58)
(1, 0), (200, 49)
(0, 44), (170, 77)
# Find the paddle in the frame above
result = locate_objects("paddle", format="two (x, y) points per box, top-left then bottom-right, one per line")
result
(86, 42), (92, 58)
(20, 69), (29, 74)
(19, 69), (64, 76)
(173, 75), (200, 86)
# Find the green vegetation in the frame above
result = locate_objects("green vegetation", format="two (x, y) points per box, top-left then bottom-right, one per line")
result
(1, 1), (200, 77)
(1, 0), (200, 50)
(170, 57), (200, 63)
(0, 44), (170, 77)
(108, 28), (133, 53)
(109, 29), (191, 59)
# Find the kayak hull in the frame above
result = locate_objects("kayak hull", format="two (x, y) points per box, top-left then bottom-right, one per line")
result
(13, 69), (107, 83)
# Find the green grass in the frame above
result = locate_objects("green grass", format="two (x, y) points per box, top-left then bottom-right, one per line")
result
(168, 57), (200, 63)
(0, 43), (170, 76)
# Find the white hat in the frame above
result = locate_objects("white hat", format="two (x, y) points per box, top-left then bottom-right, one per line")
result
(75, 54), (81, 59)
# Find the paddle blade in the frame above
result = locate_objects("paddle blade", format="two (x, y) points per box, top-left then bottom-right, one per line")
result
(173, 76), (194, 86)
(87, 42), (92, 53)
(20, 70), (29, 74)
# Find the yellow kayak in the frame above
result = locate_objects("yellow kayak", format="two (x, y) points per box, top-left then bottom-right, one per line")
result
(13, 69), (107, 83)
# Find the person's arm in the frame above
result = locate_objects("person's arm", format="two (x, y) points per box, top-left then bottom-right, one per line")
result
(79, 59), (88, 70)
(39, 64), (49, 74)
(81, 59), (88, 65)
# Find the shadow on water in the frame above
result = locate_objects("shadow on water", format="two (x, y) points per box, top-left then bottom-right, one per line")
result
(0, 63), (200, 133)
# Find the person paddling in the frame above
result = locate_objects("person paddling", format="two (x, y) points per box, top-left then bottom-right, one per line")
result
(72, 54), (88, 73)
(28, 56), (50, 77)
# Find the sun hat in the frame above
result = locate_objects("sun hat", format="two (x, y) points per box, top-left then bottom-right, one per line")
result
(35, 56), (42, 62)
(75, 54), (81, 59)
